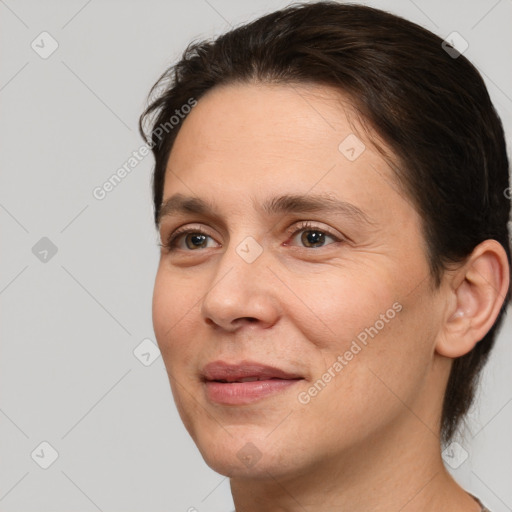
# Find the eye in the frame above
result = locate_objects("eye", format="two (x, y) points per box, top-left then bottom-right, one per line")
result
(161, 221), (343, 253)
(287, 221), (341, 248)
(161, 227), (220, 251)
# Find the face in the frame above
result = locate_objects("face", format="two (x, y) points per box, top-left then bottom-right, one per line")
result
(152, 82), (449, 479)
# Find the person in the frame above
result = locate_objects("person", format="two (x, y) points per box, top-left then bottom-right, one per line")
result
(139, 2), (510, 510)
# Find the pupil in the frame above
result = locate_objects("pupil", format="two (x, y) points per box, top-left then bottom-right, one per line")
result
(302, 230), (325, 247)
(187, 234), (206, 249)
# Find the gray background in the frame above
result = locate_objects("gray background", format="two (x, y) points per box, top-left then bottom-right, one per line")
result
(0, 0), (511, 511)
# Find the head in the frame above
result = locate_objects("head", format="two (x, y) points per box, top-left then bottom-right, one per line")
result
(140, 1), (511, 479)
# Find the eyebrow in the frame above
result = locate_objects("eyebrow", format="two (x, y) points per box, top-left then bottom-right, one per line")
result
(157, 192), (375, 227)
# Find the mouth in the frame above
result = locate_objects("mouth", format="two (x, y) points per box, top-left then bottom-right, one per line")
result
(202, 360), (304, 405)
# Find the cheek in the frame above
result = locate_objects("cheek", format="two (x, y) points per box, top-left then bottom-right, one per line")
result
(293, 312), (434, 451)
(152, 267), (201, 362)
(331, 295), (433, 409)
(289, 262), (434, 403)
(286, 265), (399, 350)
(152, 269), (204, 431)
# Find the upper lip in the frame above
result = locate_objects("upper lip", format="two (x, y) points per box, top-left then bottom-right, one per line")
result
(202, 360), (304, 382)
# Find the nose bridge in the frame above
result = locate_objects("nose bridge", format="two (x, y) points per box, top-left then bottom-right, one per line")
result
(216, 232), (268, 287)
(201, 234), (279, 330)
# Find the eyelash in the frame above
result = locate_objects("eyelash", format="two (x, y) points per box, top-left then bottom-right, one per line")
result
(160, 221), (343, 252)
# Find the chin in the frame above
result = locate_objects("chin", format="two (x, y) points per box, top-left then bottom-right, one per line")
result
(191, 424), (306, 480)
(201, 449), (294, 480)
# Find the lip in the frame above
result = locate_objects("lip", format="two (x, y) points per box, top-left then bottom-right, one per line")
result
(202, 360), (304, 405)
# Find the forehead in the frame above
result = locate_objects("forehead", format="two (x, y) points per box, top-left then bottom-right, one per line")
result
(163, 82), (411, 223)
(170, 82), (369, 164)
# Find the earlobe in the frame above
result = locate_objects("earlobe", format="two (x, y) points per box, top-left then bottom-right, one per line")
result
(436, 240), (510, 359)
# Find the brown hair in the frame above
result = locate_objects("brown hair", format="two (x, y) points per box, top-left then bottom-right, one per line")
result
(139, 1), (511, 443)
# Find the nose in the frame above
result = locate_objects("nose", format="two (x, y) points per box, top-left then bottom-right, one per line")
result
(201, 240), (281, 332)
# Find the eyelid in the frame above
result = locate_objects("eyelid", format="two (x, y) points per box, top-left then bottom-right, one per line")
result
(284, 220), (345, 246)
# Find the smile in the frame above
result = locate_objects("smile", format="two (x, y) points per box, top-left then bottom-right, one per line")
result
(202, 360), (304, 405)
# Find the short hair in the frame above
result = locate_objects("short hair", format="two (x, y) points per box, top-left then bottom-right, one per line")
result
(139, 1), (511, 444)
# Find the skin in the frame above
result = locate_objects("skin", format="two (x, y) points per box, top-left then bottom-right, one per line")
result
(152, 82), (509, 512)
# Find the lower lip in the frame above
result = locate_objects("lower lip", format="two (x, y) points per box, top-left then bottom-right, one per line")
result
(205, 379), (302, 405)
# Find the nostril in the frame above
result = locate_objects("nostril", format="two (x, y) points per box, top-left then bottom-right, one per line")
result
(234, 317), (259, 325)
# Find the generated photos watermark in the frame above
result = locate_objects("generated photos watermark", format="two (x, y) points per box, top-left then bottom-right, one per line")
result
(298, 301), (403, 404)
(92, 97), (197, 201)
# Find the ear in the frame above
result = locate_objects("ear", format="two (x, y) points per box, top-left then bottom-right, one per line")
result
(436, 239), (510, 358)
